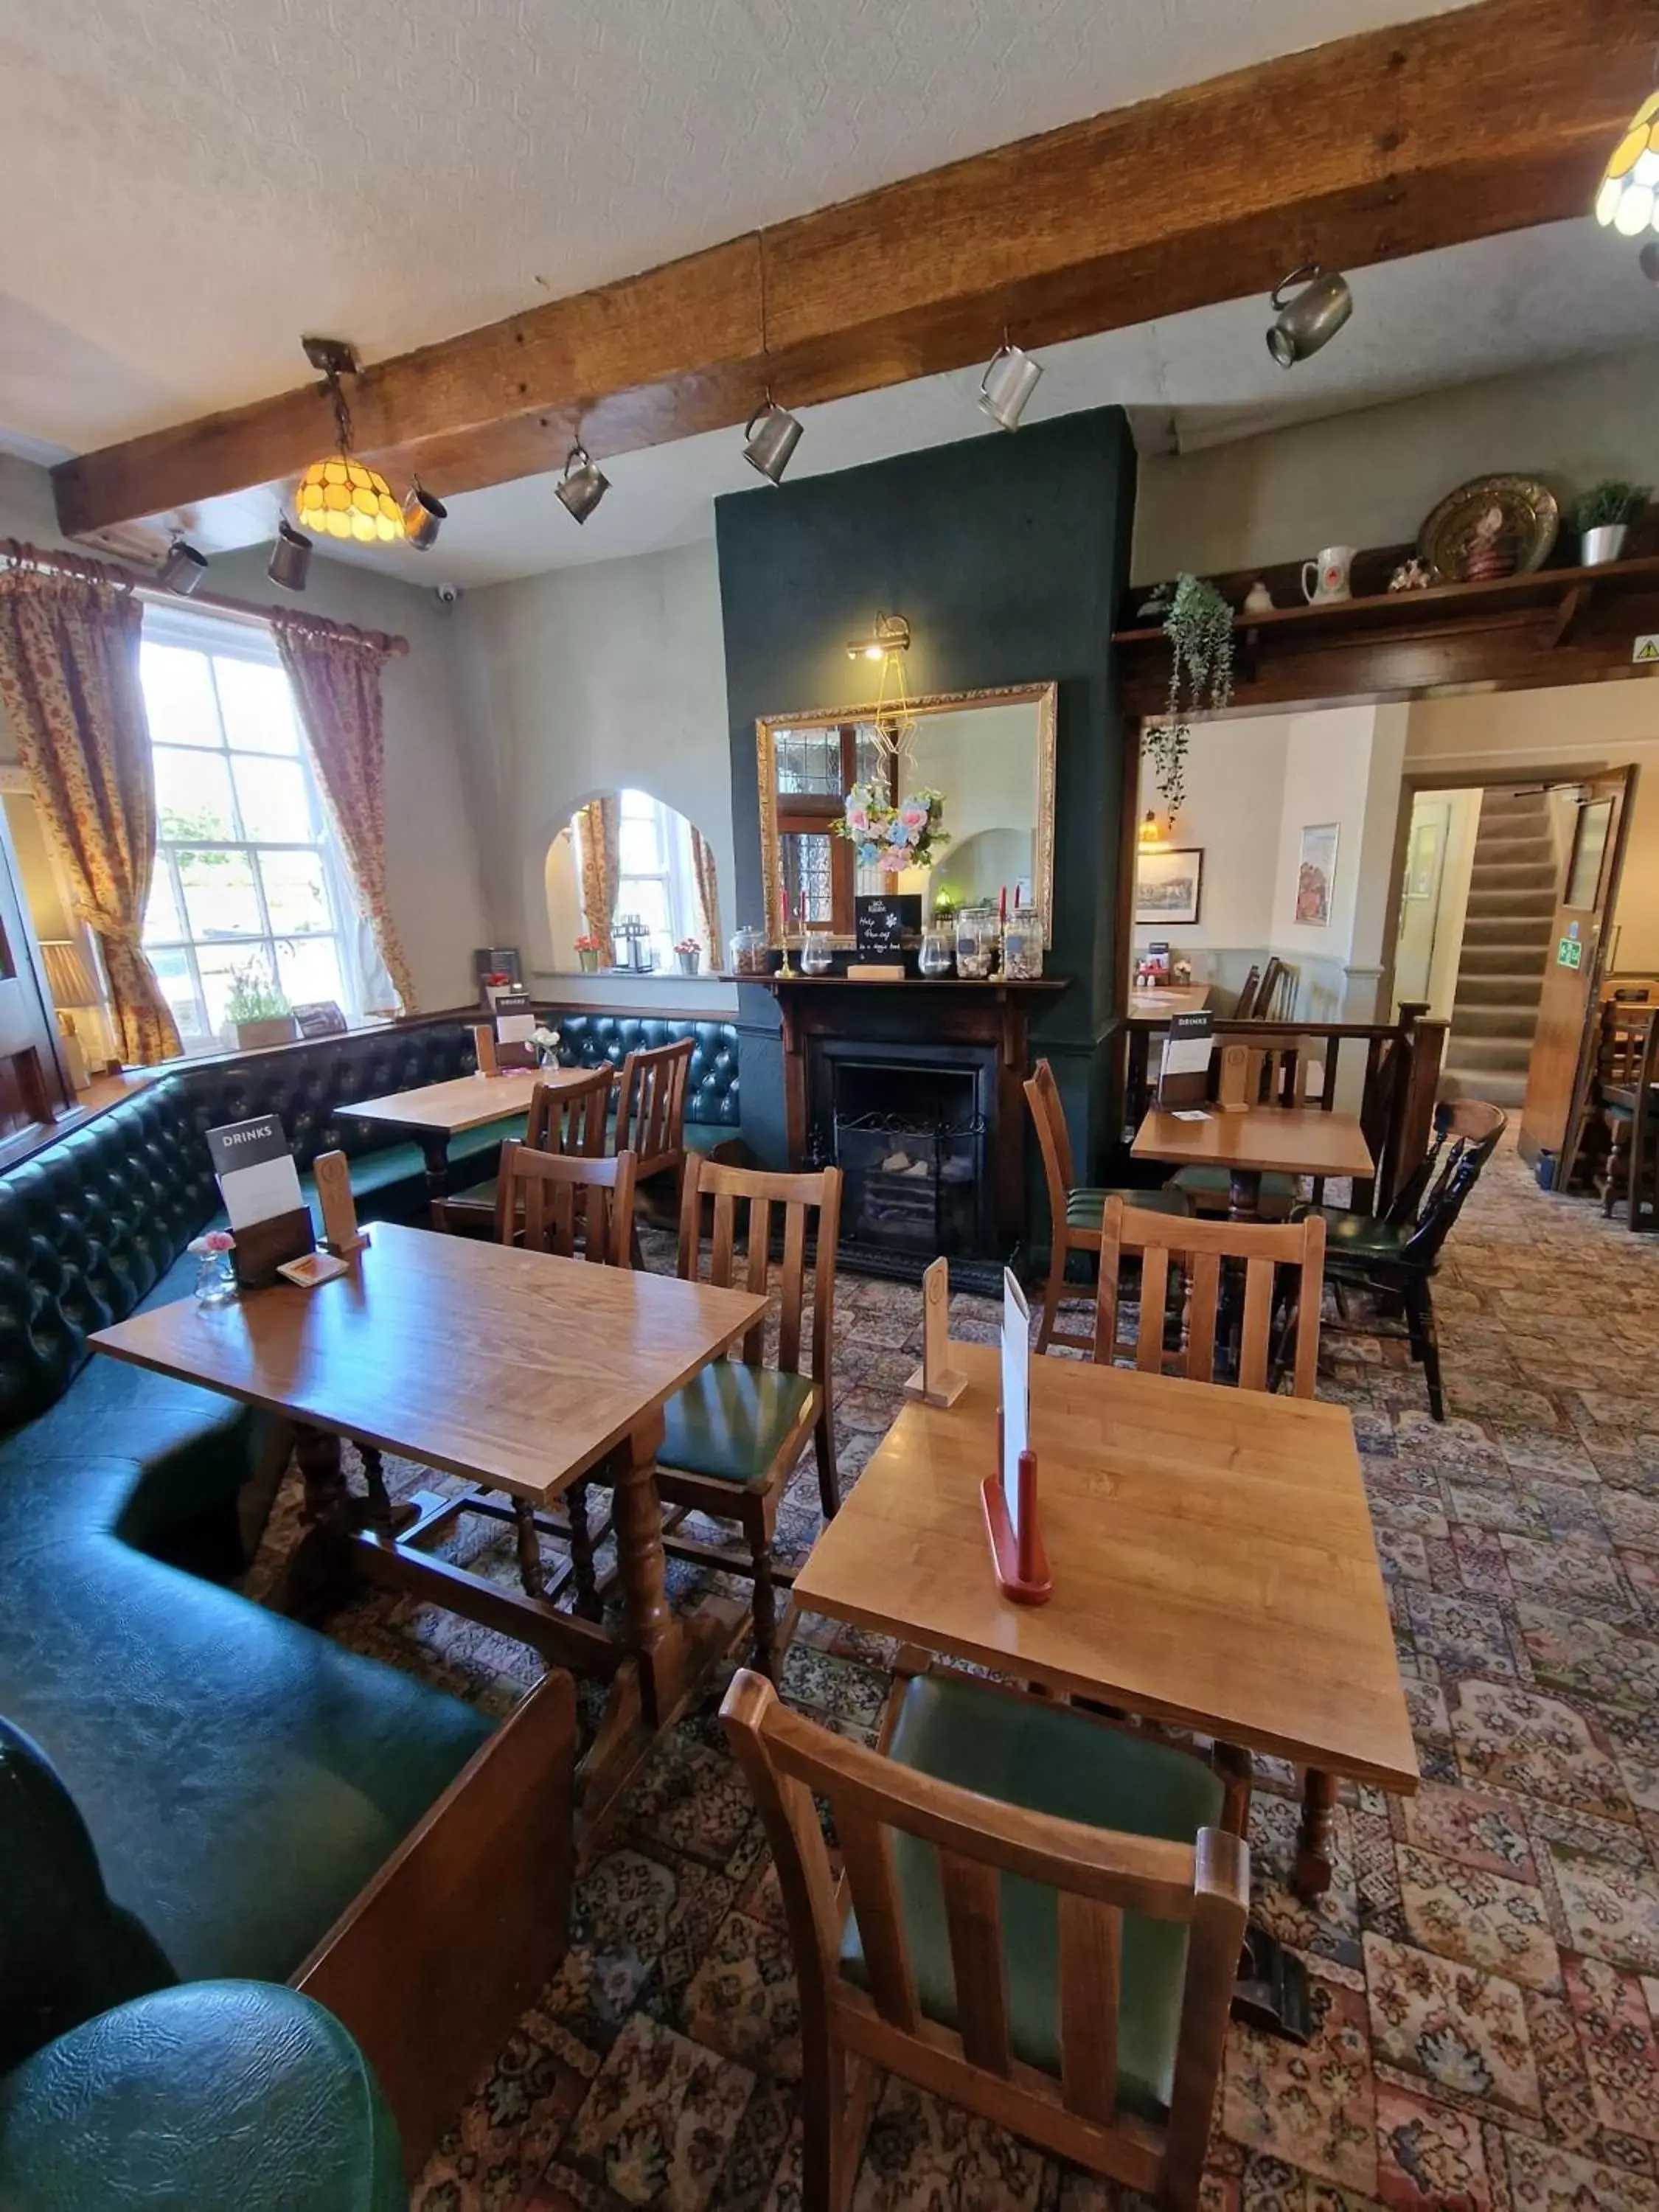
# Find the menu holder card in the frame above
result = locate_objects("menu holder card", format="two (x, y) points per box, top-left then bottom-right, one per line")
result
(493, 992), (537, 1071)
(902, 1256), (968, 1408)
(206, 1114), (314, 1288)
(979, 1269), (1051, 1604)
(312, 1148), (369, 1257)
(1157, 1009), (1215, 1110)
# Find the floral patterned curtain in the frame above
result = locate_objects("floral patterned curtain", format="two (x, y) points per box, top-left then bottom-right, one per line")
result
(689, 826), (721, 964)
(0, 546), (181, 1065)
(273, 619), (417, 1014)
(574, 796), (620, 964)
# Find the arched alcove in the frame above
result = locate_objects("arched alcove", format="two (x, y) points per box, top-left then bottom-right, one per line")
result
(545, 787), (723, 973)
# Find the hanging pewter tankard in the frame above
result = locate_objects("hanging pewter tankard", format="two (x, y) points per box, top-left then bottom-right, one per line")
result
(1266, 264), (1353, 367)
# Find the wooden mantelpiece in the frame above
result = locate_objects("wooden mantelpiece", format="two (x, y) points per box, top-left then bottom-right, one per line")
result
(1113, 554), (1659, 717)
(765, 975), (1071, 1251)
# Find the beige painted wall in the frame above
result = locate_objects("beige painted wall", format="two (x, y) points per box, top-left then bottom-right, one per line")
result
(1133, 344), (1659, 585)
(0, 452), (490, 1015)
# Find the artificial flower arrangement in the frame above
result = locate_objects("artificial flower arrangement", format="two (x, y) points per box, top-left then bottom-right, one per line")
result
(573, 933), (604, 954)
(835, 782), (950, 875)
(672, 939), (700, 956)
(188, 1230), (236, 1259)
(531, 1023), (562, 1068)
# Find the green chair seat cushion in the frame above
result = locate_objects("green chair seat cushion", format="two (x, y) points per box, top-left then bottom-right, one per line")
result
(657, 1363), (814, 1484)
(0, 1981), (405, 2211)
(838, 1671), (1223, 2121)
(1301, 1205), (1413, 1263)
(1169, 1166), (1300, 1200)
(1065, 1186), (1192, 1228)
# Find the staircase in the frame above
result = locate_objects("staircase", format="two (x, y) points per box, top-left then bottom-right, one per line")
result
(1441, 789), (1558, 1110)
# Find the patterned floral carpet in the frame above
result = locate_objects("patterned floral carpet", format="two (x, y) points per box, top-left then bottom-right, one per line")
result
(251, 1143), (1659, 2211)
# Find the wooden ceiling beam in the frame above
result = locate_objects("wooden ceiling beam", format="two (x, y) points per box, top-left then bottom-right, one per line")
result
(52, 0), (1656, 539)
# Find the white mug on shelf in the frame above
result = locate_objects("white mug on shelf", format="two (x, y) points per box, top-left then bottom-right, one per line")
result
(1302, 546), (1355, 602)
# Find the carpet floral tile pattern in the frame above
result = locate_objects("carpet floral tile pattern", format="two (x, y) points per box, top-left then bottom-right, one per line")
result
(246, 1145), (1659, 2209)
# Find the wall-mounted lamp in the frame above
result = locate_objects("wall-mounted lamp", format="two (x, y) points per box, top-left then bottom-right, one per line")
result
(1266, 263), (1352, 367)
(555, 444), (609, 525)
(266, 519), (313, 594)
(978, 333), (1044, 429)
(742, 394), (804, 483)
(157, 538), (209, 595)
(401, 481), (447, 550)
(845, 611), (911, 663)
(1138, 809), (1163, 847)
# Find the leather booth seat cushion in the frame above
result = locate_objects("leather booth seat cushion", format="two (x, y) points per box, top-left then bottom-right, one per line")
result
(0, 1981), (405, 2211)
(658, 1364), (814, 1484)
(839, 1671), (1224, 2122)
(552, 1016), (740, 1127)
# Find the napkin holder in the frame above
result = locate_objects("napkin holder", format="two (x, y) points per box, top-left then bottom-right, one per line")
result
(981, 1448), (1051, 1605)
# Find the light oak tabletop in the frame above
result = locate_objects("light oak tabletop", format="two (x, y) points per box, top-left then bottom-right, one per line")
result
(1126, 984), (1212, 1021)
(348, 1067), (599, 1135)
(792, 1341), (1416, 1790)
(90, 1222), (767, 1505)
(1133, 1105), (1374, 1180)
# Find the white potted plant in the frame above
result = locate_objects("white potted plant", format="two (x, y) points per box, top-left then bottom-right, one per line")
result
(225, 966), (297, 1051)
(1573, 481), (1649, 567)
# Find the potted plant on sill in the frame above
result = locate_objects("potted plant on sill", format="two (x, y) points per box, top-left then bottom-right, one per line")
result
(673, 937), (701, 976)
(225, 966), (296, 1051)
(574, 933), (604, 974)
(1573, 481), (1650, 567)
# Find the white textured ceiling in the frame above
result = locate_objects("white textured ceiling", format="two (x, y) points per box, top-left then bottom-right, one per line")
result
(0, 0), (1479, 456)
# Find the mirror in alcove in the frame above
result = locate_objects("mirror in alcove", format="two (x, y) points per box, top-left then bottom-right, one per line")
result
(545, 788), (723, 973)
(756, 684), (1057, 946)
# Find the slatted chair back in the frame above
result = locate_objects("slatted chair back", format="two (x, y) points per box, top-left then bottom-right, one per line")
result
(1397, 1100), (1506, 1270)
(1024, 1058), (1076, 1220)
(678, 1154), (841, 1381)
(1598, 1001), (1654, 1093)
(526, 1065), (613, 1157)
(1253, 956), (1287, 1021)
(1231, 964), (1262, 1020)
(616, 1037), (695, 1180)
(496, 1143), (638, 1267)
(722, 1668), (1248, 2210)
(1094, 1195), (1326, 1397)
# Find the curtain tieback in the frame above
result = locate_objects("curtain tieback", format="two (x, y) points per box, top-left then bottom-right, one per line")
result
(74, 905), (141, 947)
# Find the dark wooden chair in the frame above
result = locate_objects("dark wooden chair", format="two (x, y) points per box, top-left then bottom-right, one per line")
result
(722, 1660), (1248, 2212)
(1564, 1000), (1652, 1196)
(1094, 1195), (1326, 1396)
(652, 1155), (841, 1680)
(430, 1065), (613, 1234)
(1253, 956), (1287, 1021)
(1025, 1059), (1189, 1354)
(1231, 964), (1262, 1019)
(1304, 1099), (1506, 1420)
(1599, 1004), (1659, 1231)
(616, 1036), (695, 1237)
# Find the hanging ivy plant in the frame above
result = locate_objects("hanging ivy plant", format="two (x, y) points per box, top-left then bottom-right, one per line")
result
(1151, 572), (1235, 825)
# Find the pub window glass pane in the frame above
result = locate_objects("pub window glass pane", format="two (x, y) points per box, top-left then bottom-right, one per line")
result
(782, 832), (834, 924)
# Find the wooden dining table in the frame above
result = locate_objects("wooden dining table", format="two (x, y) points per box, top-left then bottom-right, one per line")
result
(91, 1222), (768, 1836)
(349, 1065), (604, 1197)
(792, 1341), (1417, 1902)
(1133, 1103), (1374, 1218)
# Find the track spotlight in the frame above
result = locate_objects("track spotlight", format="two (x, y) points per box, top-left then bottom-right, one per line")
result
(1266, 264), (1352, 367)
(978, 333), (1044, 429)
(555, 445), (609, 525)
(158, 538), (209, 595)
(401, 481), (447, 550)
(267, 519), (313, 594)
(742, 395), (803, 484)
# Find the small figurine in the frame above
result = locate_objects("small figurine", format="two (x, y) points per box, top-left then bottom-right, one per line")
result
(1242, 578), (1276, 614)
(1461, 502), (1517, 583)
(1388, 557), (1436, 592)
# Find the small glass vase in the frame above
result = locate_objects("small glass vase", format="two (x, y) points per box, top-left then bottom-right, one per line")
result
(800, 932), (834, 975)
(194, 1252), (238, 1307)
(918, 925), (956, 978)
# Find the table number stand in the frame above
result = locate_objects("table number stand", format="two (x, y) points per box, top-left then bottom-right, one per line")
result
(1217, 1042), (1252, 1112)
(313, 1149), (369, 1259)
(902, 1256), (968, 1408)
(981, 1409), (1051, 1604)
(472, 1023), (499, 1077)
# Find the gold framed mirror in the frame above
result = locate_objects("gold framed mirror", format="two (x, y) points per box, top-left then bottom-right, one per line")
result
(756, 682), (1058, 949)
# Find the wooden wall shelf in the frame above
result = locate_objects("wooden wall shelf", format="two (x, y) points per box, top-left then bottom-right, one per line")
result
(1112, 554), (1659, 716)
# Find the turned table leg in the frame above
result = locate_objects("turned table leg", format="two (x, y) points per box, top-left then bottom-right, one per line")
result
(417, 1131), (455, 1202)
(280, 1424), (358, 1620)
(1293, 1767), (1339, 1898)
(608, 1411), (687, 1727)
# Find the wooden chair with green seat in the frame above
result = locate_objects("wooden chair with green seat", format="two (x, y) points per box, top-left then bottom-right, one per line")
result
(1166, 1034), (1321, 1221)
(651, 1155), (841, 1680)
(1296, 1099), (1505, 1421)
(429, 1065), (613, 1236)
(1025, 1058), (1190, 1354)
(722, 1660), (1248, 2212)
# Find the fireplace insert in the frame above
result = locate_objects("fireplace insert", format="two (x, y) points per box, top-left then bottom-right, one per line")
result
(815, 1052), (992, 1265)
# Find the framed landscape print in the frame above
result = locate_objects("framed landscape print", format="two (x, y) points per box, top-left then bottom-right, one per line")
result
(1135, 846), (1203, 925)
(1294, 822), (1340, 927)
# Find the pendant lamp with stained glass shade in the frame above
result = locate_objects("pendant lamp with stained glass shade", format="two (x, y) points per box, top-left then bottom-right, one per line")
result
(293, 337), (406, 546)
(1596, 92), (1659, 240)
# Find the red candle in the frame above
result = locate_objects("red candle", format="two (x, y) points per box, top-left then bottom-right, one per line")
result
(999, 884), (1008, 924)
(779, 885), (789, 934)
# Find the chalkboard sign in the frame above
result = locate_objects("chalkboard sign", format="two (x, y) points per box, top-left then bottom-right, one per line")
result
(855, 894), (920, 960)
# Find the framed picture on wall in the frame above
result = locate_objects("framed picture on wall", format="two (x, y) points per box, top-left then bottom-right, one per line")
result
(1134, 846), (1203, 925)
(1295, 822), (1340, 927)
